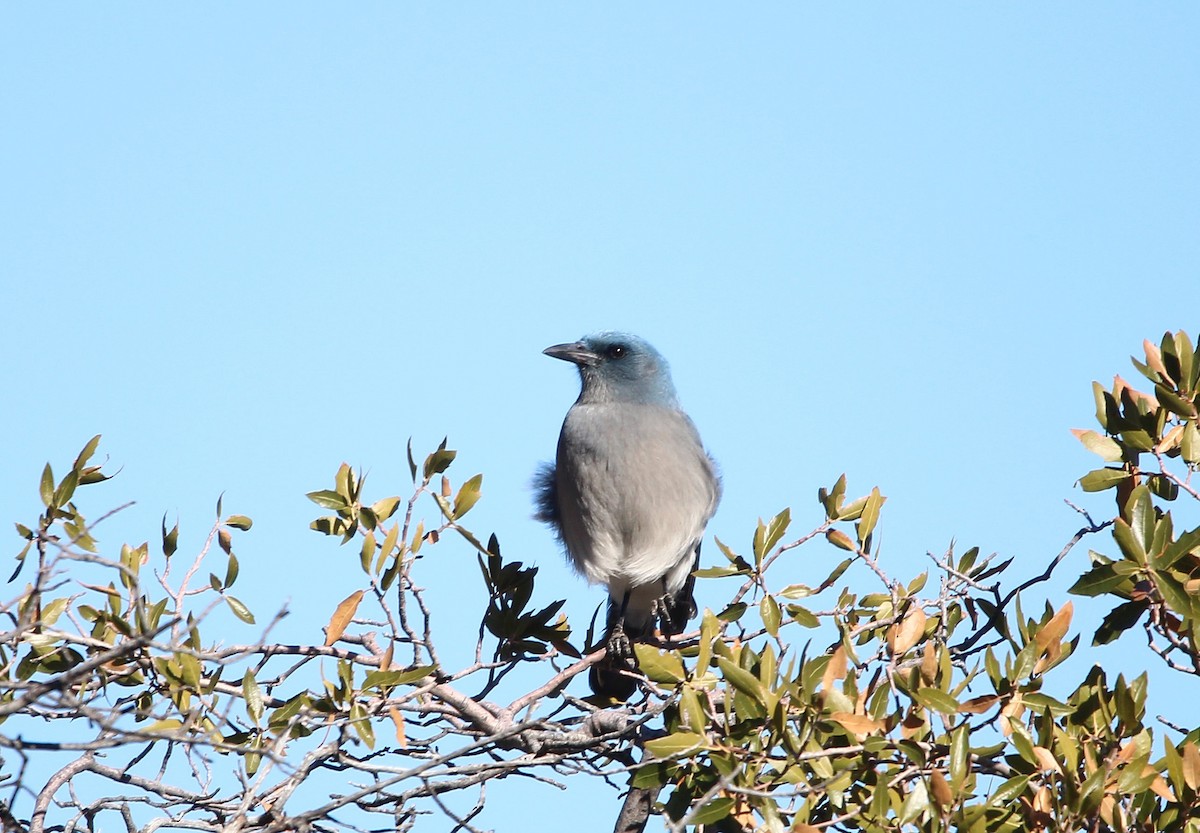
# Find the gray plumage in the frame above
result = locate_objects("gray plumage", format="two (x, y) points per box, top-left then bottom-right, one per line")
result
(535, 332), (720, 699)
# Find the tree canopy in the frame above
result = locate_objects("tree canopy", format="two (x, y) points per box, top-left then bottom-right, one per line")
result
(5, 331), (1200, 833)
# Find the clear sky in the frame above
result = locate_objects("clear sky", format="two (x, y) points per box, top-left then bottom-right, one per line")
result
(3, 5), (1199, 831)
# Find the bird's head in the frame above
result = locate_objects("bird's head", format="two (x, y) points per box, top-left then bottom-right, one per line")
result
(543, 332), (679, 406)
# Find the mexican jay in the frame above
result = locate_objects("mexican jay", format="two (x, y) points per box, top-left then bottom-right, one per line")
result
(535, 332), (720, 699)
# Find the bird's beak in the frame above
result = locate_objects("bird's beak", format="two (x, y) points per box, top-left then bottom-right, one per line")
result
(543, 341), (600, 367)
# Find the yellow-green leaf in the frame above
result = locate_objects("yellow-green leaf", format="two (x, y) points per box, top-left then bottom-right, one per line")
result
(1078, 467), (1130, 492)
(760, 594), (781, 637)
(225, 595), (255, 624)
(644, 731), (708, 758)
(857, 487), (885, 544)
(452, 473), (484, 519)
(243, 669), (264, 724)
(1071, 429), (1124, 462)
(39, 463), (54, 507)
(225, 515), (253, 531)
(633, 644), (685, 684)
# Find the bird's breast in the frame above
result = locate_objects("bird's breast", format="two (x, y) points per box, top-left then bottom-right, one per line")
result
(554, 403), (717, 588)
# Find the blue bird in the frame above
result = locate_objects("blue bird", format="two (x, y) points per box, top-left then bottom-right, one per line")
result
(535, 332), (720, 700)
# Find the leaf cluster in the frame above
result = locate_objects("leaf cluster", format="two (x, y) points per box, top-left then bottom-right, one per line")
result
(7, 332), (1200, 833)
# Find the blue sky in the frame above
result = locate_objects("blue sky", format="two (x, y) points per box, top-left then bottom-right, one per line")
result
(3, 5), (1199, 830)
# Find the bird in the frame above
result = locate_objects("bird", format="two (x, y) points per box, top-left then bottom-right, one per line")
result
(535, 332), (720, 700)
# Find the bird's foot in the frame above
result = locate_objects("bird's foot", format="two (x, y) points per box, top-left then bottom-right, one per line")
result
(652, 593), (690, 639)
(606, 620), (633, 662)
(590, 621), (641, 701)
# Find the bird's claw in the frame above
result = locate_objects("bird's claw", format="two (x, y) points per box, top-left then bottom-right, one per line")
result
(605, 621), (633, 663)
(653, 592), (688, 638)
(590, 620), (641, 701)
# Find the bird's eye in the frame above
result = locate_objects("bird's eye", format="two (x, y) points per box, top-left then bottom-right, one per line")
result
(607, 345), (626, 359)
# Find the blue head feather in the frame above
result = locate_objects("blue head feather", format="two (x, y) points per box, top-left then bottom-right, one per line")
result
(544, 331), (679, 407)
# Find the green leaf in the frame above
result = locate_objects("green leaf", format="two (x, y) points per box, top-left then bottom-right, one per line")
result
(693, 566), (744, 579)
(1078, 467), (1130, 492)
(267, 693), (309, 730)
(162, 514), (179, 558)
(717, 657), (766, 703)
(225, 515), (253, 531)
(243, 669), (264, 724)
(908, 571), (928, 595)
(678, 685), (707, 734)
(913, 687), (960, 714)
(423, 440), (456, 479)
(949, 726), (968, 785)
(1073, 429), (1123, 462)
(752, 508), (791, 566)
(898, 776), (930, 825)
(696, 609), (718, 674)
(1150, 473), (1180, 501)
(786, 605), (820, 628)
(631, 761), (671, 789)
(819, 474), (847, 518)
(372, 496), (402, 523)
(452, 473), (483, 519)
(1092, 381), (1109, 430)
(1154, 569), (1193, 617)
(243, 735), (262, 776)
(1125, 485), (1155, 552)
(857, 487), (885, 544)
(1164, 737), (1185, 799)
(334, 463), (354, 501)
(1183, 422), (1200, 465)
(1113, 519), (1146, 565)
(359, 531), (376, 573)
(39, 463), (54, 507)
(41, 597), (69, 626)
(53, 469), (78, 507)
(363, 665), (435, 689)
(74, 434), (102, 470)
(1158, 526), (1200, 571)
(716, 602), (747, 622)
(309, 516), (340, 536)
(306, 489), (348, 510)
(1155, 385), (1197, 419)
(1079, 766), (1107, 813)
(225, 595), (256, 624)
(145, 718), (185, 734)
(688, 798), (734, 826)
(761, 594), (781, 636)
(1177, 331), (1196, 388)
(817, 558), (853, 591)
(713, 536), (746, 567)
(1069, 562), (1136, 597)
(406, 438), (418, 481)
(225, 553), (240, 588)
(987, 775), (1031, 807)
(633, 644), (686, 684)
(349, 703), (375, 749)
(1120, 428), (1156, 452)
(643, 731), (708, 758)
